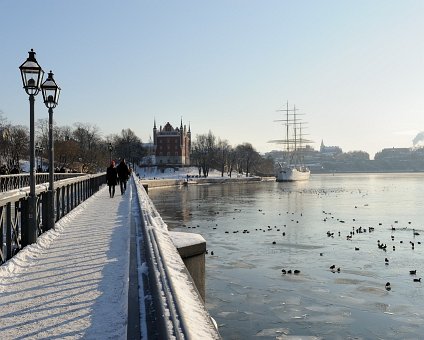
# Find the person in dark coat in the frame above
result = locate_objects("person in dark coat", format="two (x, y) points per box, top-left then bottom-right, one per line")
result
(10, 166), (19, 174)
(117, 158), (130, 195)
(106, 160), (118, 198)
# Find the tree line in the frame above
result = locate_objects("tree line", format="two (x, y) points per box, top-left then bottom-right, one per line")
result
(190, 131), (274, 178)
(0, 110), (275, 176)
(0, 111), (145, 174)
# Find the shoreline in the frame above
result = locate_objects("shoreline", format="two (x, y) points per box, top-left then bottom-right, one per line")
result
(139, 176), (264, 189)
(138, 170), (424, 190)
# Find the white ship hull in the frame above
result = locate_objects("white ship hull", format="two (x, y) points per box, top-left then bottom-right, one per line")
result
(276, 166), (310, 182)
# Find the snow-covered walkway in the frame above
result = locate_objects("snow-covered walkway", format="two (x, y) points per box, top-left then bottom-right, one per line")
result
(0, 184), (132, 339)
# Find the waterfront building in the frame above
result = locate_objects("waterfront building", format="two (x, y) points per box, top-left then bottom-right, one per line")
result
(320, 140), (342, 157)
(374, 147), (412, 161)
(153, 119), (191, 166)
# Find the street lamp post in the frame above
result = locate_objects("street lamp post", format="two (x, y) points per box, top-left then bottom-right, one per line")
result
(41, 71), (61, 231)
(108, 143), (113, 163)
(19, 49), (44, 245)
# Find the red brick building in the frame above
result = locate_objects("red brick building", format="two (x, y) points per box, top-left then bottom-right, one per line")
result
(153, 119), (191, 166)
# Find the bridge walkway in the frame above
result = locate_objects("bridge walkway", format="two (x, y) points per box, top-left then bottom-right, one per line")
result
(0, 183), (137, 339)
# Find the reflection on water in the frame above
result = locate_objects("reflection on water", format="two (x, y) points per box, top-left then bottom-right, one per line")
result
(149, 174), (424, 339)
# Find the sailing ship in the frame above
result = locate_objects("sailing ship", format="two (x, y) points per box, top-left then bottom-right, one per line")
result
(270, 102), (311, 182)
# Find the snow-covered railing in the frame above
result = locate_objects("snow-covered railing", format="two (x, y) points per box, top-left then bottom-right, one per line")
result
(0, 173), (84, 193)
(0, 173), (106, 265)
(134, 176), (221, 339)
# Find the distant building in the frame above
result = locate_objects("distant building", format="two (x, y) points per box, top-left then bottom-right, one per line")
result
(374, 147), (411, 161)
(153, 119), (191, 166)
(141, 138), (156, 166)
(320, 140), (342, 156)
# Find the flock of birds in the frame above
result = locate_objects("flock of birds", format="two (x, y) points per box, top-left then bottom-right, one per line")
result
(183, 199), (423, 293)
(323, 208), (422, 290)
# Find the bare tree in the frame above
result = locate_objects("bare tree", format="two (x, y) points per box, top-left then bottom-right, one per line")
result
(36, 118), (49, 150)
(215, 139), (231, 177)
(226, 148), (238, 178)
(0, 116), (9, 169)
(112, 129), (145, 170)
(9, 125), (29, 170)
(72, 123), (105, 172)
(191, 131), (216, 177)
(235, 143), (260, 177)
(56, 125), (73, 142)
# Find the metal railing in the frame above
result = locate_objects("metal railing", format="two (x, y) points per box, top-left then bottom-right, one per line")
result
(0, 173), (106, 265)
(133, 176), (220, 339)
(0, 173), (85, 193)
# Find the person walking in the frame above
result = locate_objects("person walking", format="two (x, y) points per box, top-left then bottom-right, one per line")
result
(106, 160), (118, 198)
(117, 158), (130, 195)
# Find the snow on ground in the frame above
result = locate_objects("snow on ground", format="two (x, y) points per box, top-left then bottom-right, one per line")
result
(0, 171), (222, 339)
(0, 185), (131, 339)
(138, 166), (245, 180)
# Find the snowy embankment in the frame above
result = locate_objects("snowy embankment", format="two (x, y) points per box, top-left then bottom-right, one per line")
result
(135, 177), (221, 339)
(138, 166), (265, 189)
(138, 166), (237, 180)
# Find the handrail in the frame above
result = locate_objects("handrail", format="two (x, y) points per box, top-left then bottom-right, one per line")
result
(133, 175), (220, 339)
(0, 173), (85, 193)
(0, 173), (106, 265)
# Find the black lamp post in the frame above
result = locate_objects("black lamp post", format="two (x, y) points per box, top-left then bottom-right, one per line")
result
(108, 143), (113, 163)
(41, 71), (61, 231)
(19, 49), (44, 245)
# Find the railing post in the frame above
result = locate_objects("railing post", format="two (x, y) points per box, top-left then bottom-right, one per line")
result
(77, 181), (81, 204)
(66, 185), (70, 214)
(61, 187), (65, 218)
(4, 204), (9, 261)
(36, 195), (42, 236)
(21, 199), (30, 247)
(70, 184), (74, 210)
(42, 191), (49, 231)
(0, 206), (3, 263)
(56, 187), (60, 222)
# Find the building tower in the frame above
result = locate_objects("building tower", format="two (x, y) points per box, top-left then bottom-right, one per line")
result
(153, 119), (191, 166)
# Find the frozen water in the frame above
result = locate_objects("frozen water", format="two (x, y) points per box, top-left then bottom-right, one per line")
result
(150, 173), (424, 339)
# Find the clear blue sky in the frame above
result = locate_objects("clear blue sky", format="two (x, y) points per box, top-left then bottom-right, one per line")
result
(1, 1), (424, 158)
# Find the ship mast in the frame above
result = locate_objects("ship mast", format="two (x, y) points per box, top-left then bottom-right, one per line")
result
(293, 105), (298, 154)
(286, 101), (290, 154)
(269, 101), (312, 165)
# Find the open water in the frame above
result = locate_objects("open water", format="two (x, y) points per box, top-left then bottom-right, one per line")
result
(148, 173), (424, 339)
